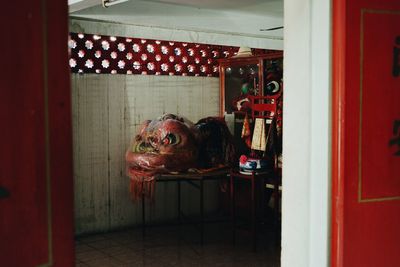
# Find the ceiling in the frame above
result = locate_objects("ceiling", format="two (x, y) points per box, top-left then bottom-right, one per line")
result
(69, 0), (283, 48)
(138, 0), (283, 17)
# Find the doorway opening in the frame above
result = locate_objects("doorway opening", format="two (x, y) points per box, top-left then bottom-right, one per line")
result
(68, 0), (284, 266)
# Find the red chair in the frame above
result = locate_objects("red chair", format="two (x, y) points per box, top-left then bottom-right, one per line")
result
(250, 92), (281, 120)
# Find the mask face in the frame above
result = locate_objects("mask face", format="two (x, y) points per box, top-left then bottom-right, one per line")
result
(126, 114), (198, 175)
(126, 114), (235, 201)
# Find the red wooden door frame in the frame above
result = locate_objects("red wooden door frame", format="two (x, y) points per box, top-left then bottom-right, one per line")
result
(331, 0), (346, 265)
(0, 0), (74, 266)
(332, 0), (400, 266)
(46, 0), (75, 264)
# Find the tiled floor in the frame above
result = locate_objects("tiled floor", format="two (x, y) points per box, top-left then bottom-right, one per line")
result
(75, 223), (281, 267)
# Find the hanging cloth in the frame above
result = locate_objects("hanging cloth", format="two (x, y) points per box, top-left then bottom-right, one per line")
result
(241, 114), (252, 148)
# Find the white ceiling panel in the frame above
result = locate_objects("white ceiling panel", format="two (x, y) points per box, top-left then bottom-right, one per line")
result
(69, 0), (283, 48)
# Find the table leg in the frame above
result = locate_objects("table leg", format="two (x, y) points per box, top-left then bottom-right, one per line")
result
(177, 180), (182, 244)
(260, 175), (265, 227)
(142, 181), (146, 240)
(274, 171), (280, 228)
(251, 173), (257, 252)
(177, 180), (181, 224)
(230, 174), (236, 245)
(200, 179), (204, 246)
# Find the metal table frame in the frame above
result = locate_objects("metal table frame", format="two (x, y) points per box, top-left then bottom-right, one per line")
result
(140, 168), (230, 245)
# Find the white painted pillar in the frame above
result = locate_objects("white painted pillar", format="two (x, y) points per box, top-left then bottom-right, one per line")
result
(282, 0), (331, 267)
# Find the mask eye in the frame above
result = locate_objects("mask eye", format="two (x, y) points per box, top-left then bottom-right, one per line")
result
(134, 142), (147, 152)
(266, 81), (280, 94)
(162, 133), (180, 146)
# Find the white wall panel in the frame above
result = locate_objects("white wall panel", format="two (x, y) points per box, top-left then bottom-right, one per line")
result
(72, 73), (220, 235)
(72, 75), (110, 234)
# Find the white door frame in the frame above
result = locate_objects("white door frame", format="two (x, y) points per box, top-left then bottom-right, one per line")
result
(282, 0), (331, 266)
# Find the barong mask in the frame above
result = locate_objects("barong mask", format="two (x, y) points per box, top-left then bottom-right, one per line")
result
(126, 114), (235, 201)
(126, 114), (198, 176)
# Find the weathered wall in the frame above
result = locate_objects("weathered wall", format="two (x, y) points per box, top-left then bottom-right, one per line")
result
(71, 74), (220, 235)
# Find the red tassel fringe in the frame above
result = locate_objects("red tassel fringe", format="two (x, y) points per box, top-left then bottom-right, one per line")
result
(129, 175), (156, 203)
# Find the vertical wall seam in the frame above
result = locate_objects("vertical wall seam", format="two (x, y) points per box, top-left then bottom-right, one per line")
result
(107, 77), (111, 230)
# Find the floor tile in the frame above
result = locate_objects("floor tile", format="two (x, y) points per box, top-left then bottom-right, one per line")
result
(76, 250), (108, 262)
(86, 239), (121, 250)
(75, 223), (280, 267)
